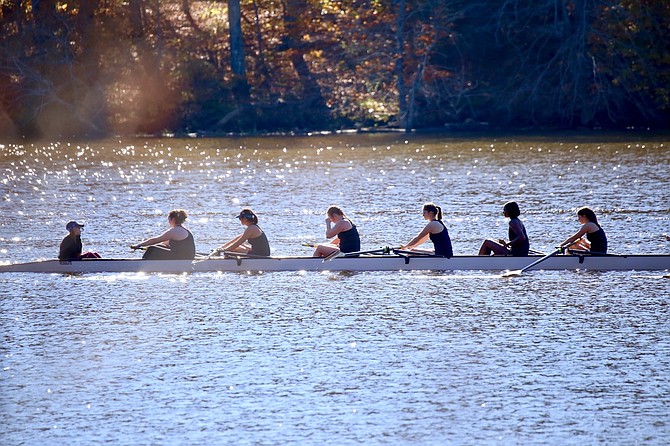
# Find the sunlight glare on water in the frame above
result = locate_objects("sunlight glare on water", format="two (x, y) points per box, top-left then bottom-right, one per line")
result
(1, 133), (669, 445)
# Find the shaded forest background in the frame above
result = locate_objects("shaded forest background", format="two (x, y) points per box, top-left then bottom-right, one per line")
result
(1, 0), (668, 139)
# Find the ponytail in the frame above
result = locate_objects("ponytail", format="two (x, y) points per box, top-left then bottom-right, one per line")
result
(327, 205), (350, 222)
(238, 208), (259, 225)
(423, 203), (442, 220)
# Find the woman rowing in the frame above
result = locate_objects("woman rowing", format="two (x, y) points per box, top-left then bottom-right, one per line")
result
(130, 209), (196, 260)
(400, 202), (453, 257)
(478, 201), (529, 256)
(560, 206), (607, 254)
(215, 208), (270, 256)
(312, 206), (360, 257)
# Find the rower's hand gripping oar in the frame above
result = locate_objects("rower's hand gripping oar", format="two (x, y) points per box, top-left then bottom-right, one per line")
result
(502, 240), (577, 277)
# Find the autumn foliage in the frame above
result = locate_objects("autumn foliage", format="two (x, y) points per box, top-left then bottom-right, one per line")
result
(0, 0), (668, 138)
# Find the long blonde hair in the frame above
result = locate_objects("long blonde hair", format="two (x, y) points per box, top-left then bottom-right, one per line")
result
(327, 206), (350, 221)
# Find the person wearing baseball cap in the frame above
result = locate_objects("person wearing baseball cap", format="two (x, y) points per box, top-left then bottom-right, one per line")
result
(59, 221), (101, 260)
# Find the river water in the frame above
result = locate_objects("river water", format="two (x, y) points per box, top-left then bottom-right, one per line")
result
(1, 132), (669, 445)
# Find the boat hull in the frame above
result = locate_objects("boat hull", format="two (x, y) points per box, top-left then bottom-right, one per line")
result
(1, 254), (669, 274)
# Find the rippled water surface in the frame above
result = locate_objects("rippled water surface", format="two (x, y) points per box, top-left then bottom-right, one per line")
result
(1, 133), (669, 445)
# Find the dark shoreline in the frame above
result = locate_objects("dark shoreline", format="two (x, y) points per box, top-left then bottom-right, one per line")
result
(3, 125), (669, 145)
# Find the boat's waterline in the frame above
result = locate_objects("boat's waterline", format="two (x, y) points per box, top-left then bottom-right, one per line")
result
(1, 254), (669, 273)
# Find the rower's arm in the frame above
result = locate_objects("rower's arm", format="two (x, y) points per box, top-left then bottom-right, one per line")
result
(325, 220), (350, 239)
(403, 225), (431, 249)
(218, 233), (246, 251)
(133, 228), (174, 248)
(560, 224), (588, 247)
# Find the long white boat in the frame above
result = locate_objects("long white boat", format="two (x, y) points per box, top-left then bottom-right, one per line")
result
(0, 253), (669, 274)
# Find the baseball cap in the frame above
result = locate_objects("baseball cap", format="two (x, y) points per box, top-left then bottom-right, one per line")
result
(66, 221), (84, 231)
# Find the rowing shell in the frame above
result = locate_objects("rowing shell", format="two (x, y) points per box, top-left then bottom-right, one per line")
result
(0, 254), (669, 274)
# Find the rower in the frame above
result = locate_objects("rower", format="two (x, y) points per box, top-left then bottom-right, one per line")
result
(312, 206), (361, 257)
(400, 202), (453, 257)
(559, 207), (607, 254)
(478, 201), (530, 256)
(131, 209), (196, 260)
(214, 208), (271, 257)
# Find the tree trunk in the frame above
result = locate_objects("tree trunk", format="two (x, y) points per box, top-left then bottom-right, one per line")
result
(282, 0), (329, 124)
(228, 0), (250, 102)
(393, 0), (409, 131)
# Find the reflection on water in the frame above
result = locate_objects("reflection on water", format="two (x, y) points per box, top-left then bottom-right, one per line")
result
(1, 133), (669, 444)
(2, 133), (668, 261)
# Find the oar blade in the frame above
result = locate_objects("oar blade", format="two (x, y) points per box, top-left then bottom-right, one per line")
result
(501, 269), (523, 278)
(501, 244), (572, 278)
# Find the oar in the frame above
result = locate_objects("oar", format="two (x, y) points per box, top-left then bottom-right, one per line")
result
(192, 248), (222, 264)
(222, 251), (271, 259)
(502, 240), (577, 277)
(302, 241), (340, 262)
(391, 248), (433, 256)
(502, 247), (562, 277)
(322, 246), (395, 262)
(322, 248), (341, 262)
(133, 245), (210, 259)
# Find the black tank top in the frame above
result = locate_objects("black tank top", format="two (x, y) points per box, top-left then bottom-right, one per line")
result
(508, 218), (530, 256)
(169, 228), (196, 259)
(338, 220), (360, 253)
(59, 234), (83, 260)
(586, 227), (607, 254)
(248, 226), (271, 256)
(429, 220), (453, 257)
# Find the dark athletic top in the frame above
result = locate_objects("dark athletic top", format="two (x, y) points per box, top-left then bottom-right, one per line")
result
(59, 234), (83, 260)
(338, 219), (361, 253)
(248, 226), (271, 256)
(168, 228), (196, 259)
(508, 217), (530, 257)
(429, 220), (453, 257)
(586, 226), (607, 254)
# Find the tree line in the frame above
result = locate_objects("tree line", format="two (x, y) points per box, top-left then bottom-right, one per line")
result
(1, 0), (668, 139)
